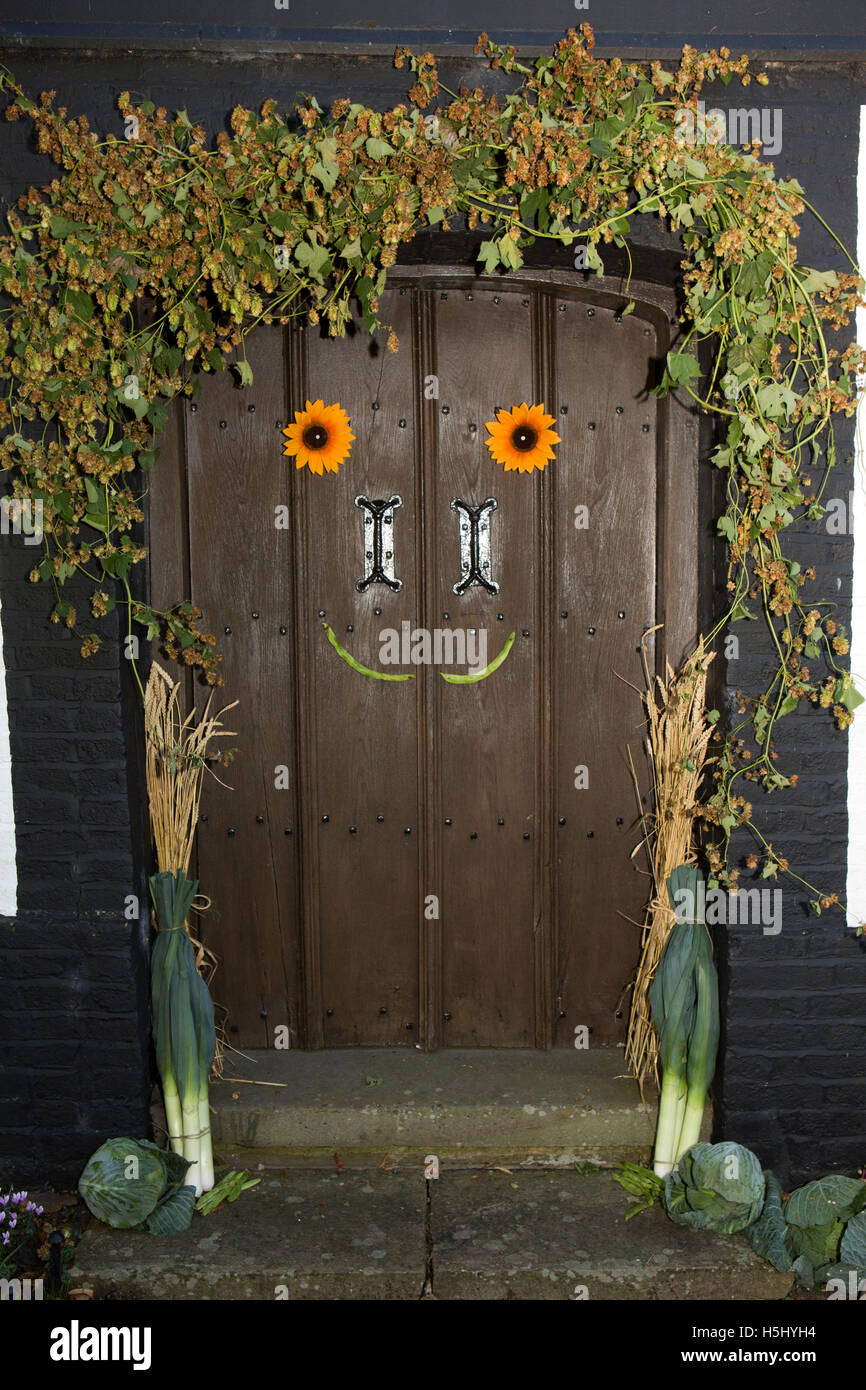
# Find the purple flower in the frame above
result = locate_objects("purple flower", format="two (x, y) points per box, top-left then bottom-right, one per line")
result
(1, 1232), (9, 1247)
(8, 1215), (16, 1230)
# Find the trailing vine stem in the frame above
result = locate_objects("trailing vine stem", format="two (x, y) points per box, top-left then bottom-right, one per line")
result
(0, 25), (864, 914)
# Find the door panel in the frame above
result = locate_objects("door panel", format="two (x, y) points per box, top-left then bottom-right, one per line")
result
(184, 327), (300, 1046)
(299, 288), (421, 1045)
(151, 270), (692, 1051)
(551, 301), (658, 1044)
(433, 288), (539, 1046)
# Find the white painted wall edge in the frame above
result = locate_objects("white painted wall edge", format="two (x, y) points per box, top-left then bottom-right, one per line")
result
(846, 106), (866, 932)
(0, 592), (17, 916)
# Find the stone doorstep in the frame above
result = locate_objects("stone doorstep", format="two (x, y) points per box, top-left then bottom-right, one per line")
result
(199, 1047), (677, 1169)
(209, 1146), (650, 1170)
(71, 1169), (793, 1302)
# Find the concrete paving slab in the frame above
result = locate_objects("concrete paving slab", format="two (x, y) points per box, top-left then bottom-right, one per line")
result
(72, 1166), (791, 1302)
(72, 1170), (427, 1301)
(431, 1170), (793, 1301)
(207, 1048), (667, 1167)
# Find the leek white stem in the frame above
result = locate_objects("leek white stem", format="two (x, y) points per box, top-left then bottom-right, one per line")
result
(653, 1071), (687, 1177)
(163, 1080), (184, 1156)
(198, 1084), (214, 1193)
(676, 937), (718, 1164)
(670, 1083), (688, 1170)
(182, 1095), (203, 1197)
(676, 1091), (706, 1163)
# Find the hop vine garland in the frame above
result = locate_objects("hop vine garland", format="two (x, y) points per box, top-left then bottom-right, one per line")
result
(0, 25), (863, 909)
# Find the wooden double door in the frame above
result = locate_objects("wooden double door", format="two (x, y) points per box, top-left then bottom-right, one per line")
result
(151, 268), (696, 1051)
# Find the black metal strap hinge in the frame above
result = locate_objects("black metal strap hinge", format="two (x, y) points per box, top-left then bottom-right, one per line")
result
(355, 494), (403, 592)
(451, 497), (499, 595)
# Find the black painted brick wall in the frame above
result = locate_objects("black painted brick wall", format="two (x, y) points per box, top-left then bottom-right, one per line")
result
(0, 42), (864, 1187)
(0, 917), (151, 1185)
(708, 68), (866, 1180)
(0, 540), (151, 1186)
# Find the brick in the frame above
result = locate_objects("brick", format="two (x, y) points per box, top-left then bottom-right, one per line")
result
(15, 827), (88, 856)
(732, 990), (866, 1021)
(75, 1014), (141, 1044)
(77, 705), (129, 733)
(0, 977), (79, 1012)
(0, 1100), (80, 1131)
(23, 675), (119, 703)
(788, 1051), (866, 1082)
(787, 1138), (866, 1182)
(0, 948), (68, 978)
(12, 792), (79, 823)
(76, 768), (132, 798)
(10, 704), (83, 733)
(7, 642), (120, 674)
(731, 1022), (865, 1050)
(80, 1101), (150, 1131)
(78, 799), (129, 826)
(77, 887), (137, 913)
(8, 765), (78, 795)
(77, 951), (143, 984)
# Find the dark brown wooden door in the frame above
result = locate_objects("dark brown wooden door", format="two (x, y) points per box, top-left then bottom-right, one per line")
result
(149, 268), (697, 1051)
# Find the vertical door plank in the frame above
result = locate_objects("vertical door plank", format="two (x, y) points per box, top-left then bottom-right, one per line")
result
(147, 400), (190, 621)
(184, 328), (301, 1047)
(147, 396), (195, 713)
(414, 293), (442, 1050)
(432, 286), (539, 1047)
(552, 301), (657, 1045)
(299, 289), (420, 1045)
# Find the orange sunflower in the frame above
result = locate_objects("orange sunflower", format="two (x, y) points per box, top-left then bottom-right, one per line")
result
(282, 400), (355, 475)
(484, 402), (560, 474)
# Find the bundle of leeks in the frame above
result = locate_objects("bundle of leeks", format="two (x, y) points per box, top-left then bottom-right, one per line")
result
(149, 870), (215, 1196)
(650, 864), (719, 1177)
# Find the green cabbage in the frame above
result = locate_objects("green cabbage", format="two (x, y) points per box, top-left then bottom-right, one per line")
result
(79, 1138), (168, 1228)
(664, 1141), (765, 1233)
(788, 1220), (845, 1288)
(145, 1182), (198, 1234)
(78, 1137), (195, 1231)
(746, 1171), (793, 1271)
(784, 1174), (866, 1227)
(775, 1174), (866, 1288)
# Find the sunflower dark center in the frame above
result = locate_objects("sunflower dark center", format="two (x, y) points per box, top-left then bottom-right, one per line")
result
(303, 423), (329, 450)
(512, 425), (538, 452)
